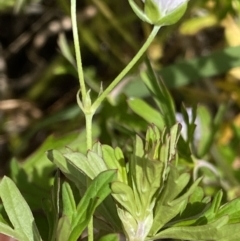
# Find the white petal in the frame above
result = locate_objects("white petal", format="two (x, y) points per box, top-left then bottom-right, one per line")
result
(153, 0), (187, 15)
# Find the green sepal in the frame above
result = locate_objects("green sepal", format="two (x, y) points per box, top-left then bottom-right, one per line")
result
(144, 0), (161, 24)
(155, 2), (188, 26)
(128, 0), (151, 23)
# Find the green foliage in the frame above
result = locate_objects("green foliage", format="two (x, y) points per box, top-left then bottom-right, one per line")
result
(47, 121), (240, 240)
(1, 0), (240, 241)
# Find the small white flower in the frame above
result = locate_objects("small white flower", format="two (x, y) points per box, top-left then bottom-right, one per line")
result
(129, 0), (189, 26)
(148, 0), (188, 16)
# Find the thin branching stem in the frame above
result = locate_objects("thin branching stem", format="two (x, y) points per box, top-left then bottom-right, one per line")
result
(71, 0), (86, 102)
(71, 1), (93, 241)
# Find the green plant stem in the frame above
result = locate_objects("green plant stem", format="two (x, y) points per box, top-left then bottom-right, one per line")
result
(71, 0), (86, 102)
(91, 25), (161, 111)
(71, 1), (93, 241)
(86, 113), (93, 149)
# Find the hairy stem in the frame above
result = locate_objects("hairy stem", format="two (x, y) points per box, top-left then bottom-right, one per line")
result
(71, 0), (86, 102)
(71, 1), (93, 241)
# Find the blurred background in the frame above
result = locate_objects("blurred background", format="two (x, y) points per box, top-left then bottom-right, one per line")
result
(1, 0), (240, 195)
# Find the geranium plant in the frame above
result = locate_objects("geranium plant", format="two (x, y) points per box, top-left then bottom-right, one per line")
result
(1, 0), (240, 241)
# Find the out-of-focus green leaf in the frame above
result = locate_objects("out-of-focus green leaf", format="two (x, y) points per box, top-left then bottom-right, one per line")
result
(198, 103), (227, 158)
(160, 46), (240, 88)
(142, 58), (176, 128)
(58, 33), (76, 67)
(128, 98), (165, 130)
(196, 105), (212, 157)
(123, 46), (240, 96)
(180, 15), (218, 35)
(0, 1), (14, 10)
(21, 132), (79, 187)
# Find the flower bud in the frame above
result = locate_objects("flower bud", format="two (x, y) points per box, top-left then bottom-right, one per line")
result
(129, 0), (189, 26)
